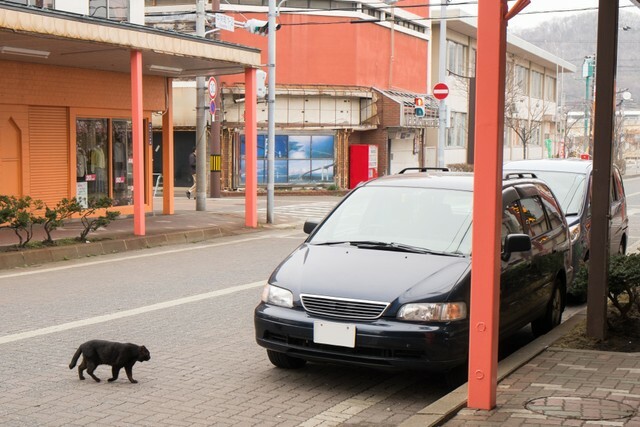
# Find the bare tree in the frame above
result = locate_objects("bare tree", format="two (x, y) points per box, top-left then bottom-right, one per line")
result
(504, 60), (552, 159)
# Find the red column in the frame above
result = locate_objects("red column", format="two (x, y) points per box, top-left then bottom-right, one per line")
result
(131, 50), (145, 236)
(162, 78), (175, 215)
(467, 0), (508, 409)
(244, 68), (258, 228)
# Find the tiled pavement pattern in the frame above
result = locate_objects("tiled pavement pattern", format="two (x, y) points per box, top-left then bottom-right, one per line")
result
(443, 348), (640, 426)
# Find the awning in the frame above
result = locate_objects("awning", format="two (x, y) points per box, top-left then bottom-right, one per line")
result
(0, 3), (261, 77)
(375, 88), (439, 128)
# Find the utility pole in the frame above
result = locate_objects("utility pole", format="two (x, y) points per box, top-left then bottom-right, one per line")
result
(195, 0), (207, 210)
(210, 0), (221, 198)
(582, 55), (595, 153)
(437, 0), (448, 168)
(266, 0), (276, 223)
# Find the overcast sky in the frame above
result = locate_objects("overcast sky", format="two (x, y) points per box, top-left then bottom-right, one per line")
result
(451, 0), (638, 30)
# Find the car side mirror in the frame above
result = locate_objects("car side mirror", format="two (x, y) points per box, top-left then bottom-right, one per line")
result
(303, 220), (320, 235)
(502, 233), (531, 261)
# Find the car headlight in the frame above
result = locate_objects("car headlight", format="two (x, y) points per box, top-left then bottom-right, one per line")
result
(397, 302), (467, 322)
(569, 223), (581, 244)
(261, 284), (293, 308)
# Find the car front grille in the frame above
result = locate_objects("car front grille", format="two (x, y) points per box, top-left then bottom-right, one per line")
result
(300, 294), (389, 320)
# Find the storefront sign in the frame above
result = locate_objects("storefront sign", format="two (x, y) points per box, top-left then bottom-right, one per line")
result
(76, 182), (88, 208)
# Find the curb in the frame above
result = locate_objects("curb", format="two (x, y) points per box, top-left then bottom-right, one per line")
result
(0, 225), (250, 271)
(398, 309), (587, 427)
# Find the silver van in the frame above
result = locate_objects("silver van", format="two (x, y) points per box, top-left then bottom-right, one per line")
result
(504, 158), (628, 298)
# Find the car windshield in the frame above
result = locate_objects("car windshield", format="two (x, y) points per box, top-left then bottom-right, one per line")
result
(309, 186), (473, 255)
(525, 171), (587, 216)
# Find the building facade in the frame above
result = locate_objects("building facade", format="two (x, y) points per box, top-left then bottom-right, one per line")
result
(429, 9), (576, 166)
(147, 1), (577, 190)
(146, 0), (438, 190)
(1, 1), (260, 219)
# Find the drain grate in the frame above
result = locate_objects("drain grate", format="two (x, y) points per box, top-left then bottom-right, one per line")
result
(525, 396), (636, 421)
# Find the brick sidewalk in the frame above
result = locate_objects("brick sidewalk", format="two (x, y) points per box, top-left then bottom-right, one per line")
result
(443, 347), (640, 426)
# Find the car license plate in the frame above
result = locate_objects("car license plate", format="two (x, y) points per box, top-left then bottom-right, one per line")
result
(313, 321), (356, 348)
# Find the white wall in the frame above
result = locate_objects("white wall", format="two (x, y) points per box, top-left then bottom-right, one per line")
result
(55, 0), (88, 14)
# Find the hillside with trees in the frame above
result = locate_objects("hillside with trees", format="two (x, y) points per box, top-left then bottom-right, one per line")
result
(511, 7), (640, 111)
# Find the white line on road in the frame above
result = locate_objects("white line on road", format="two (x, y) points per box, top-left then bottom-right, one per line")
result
(0, 231), (300, 281)
(0, 281), (264, 345)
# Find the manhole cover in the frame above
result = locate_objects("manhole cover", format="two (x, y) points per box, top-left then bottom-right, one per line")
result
(525, 396), (636, 421)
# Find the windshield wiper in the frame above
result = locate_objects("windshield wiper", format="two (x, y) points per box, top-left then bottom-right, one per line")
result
(313, 240), (463, 256)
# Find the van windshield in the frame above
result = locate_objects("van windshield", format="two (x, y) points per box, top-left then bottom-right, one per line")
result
(310, 186), (473, 255)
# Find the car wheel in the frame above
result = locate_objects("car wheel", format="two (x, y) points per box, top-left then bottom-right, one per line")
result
(442, 363), (468, 390)
(266, 349), (307, 369)
(531, 281), (563, 337)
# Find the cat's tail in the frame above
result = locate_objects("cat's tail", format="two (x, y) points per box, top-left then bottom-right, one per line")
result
(69, 347), (82, 369)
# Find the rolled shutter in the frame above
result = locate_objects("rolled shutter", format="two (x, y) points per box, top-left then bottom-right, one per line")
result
(29, 107), (69, 207)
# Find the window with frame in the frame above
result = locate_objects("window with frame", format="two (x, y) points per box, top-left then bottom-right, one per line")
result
(520, 196), (550, 237)
(515, 65), (529, 96)
(544, 75), (556, 101)
(502, 201), (525, 250)
(447, 40), (466, 75)
(531, 71), (543, 99)
(5, 0), (54, 6)
(89, 0), (128, 21)
(530, 123), (541, 145)
(469, 49), (476, 77)
(446, 112), (467, 147)
(76, 118), (134, 208)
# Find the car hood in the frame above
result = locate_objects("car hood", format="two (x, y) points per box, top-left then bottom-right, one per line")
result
(269, 243), (471, 304)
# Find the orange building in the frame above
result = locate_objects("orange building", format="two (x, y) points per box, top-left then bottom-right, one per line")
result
(0, 2), (259, 225)
(146, 0), (438, 190)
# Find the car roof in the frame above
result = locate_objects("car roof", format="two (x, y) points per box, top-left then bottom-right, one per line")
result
(503, 158), (592, 174)
(365, 172), (475, 191)
(363, 171), (547, 193)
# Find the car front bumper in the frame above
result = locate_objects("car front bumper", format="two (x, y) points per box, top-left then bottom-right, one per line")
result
(254, 303), (469, 372)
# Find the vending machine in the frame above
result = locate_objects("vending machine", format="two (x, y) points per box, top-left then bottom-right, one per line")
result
(349, 144), (378, 189)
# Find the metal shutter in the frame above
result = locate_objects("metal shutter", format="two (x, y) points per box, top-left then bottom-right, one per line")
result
(29, 107), (69, 207)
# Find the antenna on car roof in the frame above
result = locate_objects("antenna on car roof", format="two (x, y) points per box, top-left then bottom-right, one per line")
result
(398, 167), (450, 174)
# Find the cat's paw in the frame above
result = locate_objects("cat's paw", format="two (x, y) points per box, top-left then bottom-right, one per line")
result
(108, 378), (116, 382)
(130, 379), (138, 384)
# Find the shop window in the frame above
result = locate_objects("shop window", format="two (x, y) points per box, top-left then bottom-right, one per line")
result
(239, 134), (335, 186)
(112, 120), (133, 206)
(76, 118), (134, 207)
(76, 119), (108, 207)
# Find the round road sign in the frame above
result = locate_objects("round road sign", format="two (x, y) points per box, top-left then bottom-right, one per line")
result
(433, 82), (449, 100)
(208, 76), (218, 99)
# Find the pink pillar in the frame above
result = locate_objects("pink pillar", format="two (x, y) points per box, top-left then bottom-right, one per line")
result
(244, 68), (258, 228)
(162, 78), (175, 215)
(467, 0), (508, 409)
(131, 50), (145, 235)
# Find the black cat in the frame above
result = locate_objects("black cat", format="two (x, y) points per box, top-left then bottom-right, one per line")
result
(69, 340), (150, 384)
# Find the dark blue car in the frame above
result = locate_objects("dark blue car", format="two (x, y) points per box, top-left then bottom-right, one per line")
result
(255, 171), (571, 372)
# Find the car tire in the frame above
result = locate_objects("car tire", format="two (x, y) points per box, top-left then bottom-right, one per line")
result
(266, 349), (307, 369)
(442, 364), (468, 390)
(531, 281), (563, 337)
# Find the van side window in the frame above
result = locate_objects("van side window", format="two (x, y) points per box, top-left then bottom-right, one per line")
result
(502, 201), (525, 250)
(520, 196), (550, 237)
(536, 184), (564, 230)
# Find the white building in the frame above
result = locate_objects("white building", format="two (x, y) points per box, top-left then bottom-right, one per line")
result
(429, 8), (576, 167)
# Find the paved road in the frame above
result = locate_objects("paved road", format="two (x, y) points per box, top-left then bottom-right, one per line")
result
(0, 192), (606, 426)
(0, 229), (446, 427)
